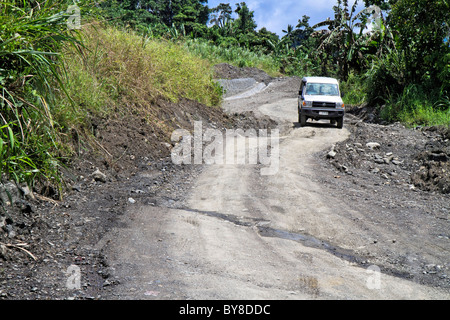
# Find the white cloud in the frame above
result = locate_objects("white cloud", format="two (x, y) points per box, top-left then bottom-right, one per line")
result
(207, 0), (365, 36)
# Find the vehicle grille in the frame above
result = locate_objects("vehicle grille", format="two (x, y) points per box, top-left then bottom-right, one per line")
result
(312, 102), (336, 108)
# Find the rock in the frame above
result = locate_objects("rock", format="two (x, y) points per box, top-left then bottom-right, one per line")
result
(6, 225), (16, 238)
(128, 197), (136, 204)
(0, 244), (7, 258)
(20, 185), (35, 200)
(0, 216), (6, 228)
(0, 181), (21, 206)
(366, 142), (381, 150)
(384, 154), (394, 164)
(327, 150), (337, 159)
(424, 264), (439, 274)
(428, 151), (448, 162)
(91, 169), (107, 183)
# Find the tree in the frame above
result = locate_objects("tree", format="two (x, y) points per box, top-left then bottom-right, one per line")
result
(389, 0), (450, 88)
(210, 3), (233, 30)
(99, 0), (210, 34)
(234, 2), (257, 34)
(282, 15), (315, 49)
(313, 0), (384, 80)
(253, 27), (279, 54)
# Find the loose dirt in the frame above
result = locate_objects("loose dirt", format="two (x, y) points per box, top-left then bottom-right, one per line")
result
(1, 64), (448, 300)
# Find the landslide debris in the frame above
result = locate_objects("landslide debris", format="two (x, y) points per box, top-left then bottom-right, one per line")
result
(325, 116), (450, 194)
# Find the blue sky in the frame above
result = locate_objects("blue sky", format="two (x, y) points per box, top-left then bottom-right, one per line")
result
(207, 0), (365, 37)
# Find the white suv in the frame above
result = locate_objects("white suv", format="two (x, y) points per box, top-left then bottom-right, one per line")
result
(298, 77), (345, 128)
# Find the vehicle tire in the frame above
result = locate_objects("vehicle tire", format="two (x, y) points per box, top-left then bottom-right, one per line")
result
(300, 114), (307, 127)
(337, 116), (344, 129)
(330, 119), (336, 125)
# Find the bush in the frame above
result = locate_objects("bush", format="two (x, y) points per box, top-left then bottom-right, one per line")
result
(380, 84), (450, 126)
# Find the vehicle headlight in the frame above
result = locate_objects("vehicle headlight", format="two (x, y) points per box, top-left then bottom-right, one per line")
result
(303, 101), (312, 107)
(336, 102), (345, 108)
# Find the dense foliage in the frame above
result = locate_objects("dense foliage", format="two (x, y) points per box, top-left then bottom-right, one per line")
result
(0, 0), (83, 191)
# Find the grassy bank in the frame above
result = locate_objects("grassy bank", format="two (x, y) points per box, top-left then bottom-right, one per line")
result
(380, 85), (450, 127)
(1, 16), (223, 192)
(57, 24), (222, 129)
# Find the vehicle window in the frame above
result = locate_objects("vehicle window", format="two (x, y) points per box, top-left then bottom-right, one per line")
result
(300, 81), (305, 94)
(305, 83), (339, 96)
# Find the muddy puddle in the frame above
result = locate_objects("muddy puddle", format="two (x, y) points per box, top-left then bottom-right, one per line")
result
(176, 205), (414, 282)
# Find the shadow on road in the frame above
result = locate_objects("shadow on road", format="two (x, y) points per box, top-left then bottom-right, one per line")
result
(292, 120), (339, 129)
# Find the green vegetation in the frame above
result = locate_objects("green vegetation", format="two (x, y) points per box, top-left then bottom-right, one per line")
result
(380, 84), (450, 126)
(184, 38), (282, 76)
(1, 0), (449, 192)
(86, 0), (450, 127)
(0, 0), (82, 193)
(58, 24), (221, 126)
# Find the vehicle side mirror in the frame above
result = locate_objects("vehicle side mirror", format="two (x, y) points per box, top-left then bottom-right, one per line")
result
(341, 92), (345, 98)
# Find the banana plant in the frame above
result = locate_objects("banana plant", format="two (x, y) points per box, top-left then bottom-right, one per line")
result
(312, 0), (387, 80)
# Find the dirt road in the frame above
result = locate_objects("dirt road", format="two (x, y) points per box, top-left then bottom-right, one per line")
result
(100, 77), (450, 300)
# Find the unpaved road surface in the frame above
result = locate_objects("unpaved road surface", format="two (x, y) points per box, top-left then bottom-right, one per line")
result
(99, 77), (450, 300)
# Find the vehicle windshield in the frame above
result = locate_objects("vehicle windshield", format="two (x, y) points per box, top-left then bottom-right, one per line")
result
(305, 83), (339, 96)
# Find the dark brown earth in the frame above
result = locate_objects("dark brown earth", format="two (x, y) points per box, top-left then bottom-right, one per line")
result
(214, 63), (274, 84)
(0, 64), (448, 299)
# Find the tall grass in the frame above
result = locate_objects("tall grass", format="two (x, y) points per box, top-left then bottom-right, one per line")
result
(340, 72), (367, 106)
(381, 84), (450, 126)
(0, 0), (81, 193)
(56, 24), (222, 134)
(184, 38), (282, 77)
(362, 47), (450, 127)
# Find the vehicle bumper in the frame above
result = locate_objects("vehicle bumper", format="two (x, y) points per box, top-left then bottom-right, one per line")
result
(300, 107), (345, 119)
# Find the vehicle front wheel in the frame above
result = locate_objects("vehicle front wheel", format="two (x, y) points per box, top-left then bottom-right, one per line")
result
(299, 114), (307, 127)
(337, 116), (344, 129)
